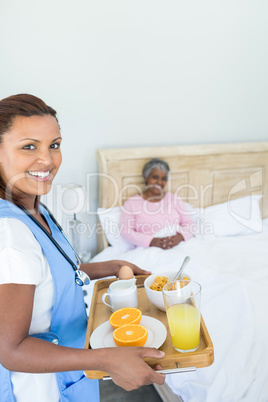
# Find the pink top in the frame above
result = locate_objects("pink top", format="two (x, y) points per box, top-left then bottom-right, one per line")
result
(120, 192), (193, 247)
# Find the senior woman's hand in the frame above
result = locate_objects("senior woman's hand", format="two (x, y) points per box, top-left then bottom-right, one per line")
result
(150, 233), (184, 250)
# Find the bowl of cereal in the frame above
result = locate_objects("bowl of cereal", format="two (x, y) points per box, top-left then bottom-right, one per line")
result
(144, 271), (191, 311)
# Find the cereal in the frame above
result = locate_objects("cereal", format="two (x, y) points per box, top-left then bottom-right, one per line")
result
(150, 276), (168, 291)
(150, 275), (190, 291)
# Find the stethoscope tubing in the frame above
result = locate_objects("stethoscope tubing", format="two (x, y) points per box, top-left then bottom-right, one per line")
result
(18, 202), (90, 286)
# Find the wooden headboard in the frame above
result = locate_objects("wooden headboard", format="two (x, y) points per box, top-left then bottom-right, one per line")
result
(96, 142), (268, 251)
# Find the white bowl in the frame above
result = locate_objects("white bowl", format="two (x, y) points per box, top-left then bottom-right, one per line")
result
(144, 271), (191, 311)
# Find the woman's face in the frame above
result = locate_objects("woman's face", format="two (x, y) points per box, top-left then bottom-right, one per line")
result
(0, 115), (62, 208)
(145, 168), (168, 197)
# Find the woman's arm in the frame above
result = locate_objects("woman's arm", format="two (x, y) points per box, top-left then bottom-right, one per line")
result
(81, 260), (151, 280)
(0, 284), (165, 390)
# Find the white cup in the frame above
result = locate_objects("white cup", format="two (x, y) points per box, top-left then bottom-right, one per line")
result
(102, 279), (138, 312)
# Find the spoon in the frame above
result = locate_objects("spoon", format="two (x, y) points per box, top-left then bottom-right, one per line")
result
(173, 256), (191, 281)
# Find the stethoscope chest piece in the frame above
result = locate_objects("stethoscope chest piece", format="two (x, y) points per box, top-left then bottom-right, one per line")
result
(75, 270), (90, 286)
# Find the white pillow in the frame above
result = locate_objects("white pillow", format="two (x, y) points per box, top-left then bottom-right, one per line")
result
(195, 195), (263, 237)
(97, 207), (135, 252)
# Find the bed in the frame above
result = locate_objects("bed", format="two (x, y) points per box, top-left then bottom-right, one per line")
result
(86, 142), (268, 402)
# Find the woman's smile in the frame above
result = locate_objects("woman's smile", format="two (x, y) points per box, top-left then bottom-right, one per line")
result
(27, 169), (52, 180)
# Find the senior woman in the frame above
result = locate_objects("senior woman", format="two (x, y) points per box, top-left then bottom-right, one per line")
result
(121, 158), (193, 249)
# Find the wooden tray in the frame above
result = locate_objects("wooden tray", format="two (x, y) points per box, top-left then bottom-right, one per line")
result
(84, 275), (214, 379)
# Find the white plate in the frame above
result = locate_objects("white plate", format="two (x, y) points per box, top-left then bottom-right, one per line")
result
(90, 316), (167, 349)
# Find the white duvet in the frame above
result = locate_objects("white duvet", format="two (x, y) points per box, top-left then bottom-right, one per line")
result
(86, 219), (268, 402)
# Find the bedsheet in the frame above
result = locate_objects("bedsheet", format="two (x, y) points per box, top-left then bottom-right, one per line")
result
(85, 218), (268, 402)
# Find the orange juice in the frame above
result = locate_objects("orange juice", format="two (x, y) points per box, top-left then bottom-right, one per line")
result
(166, 303), (200, 352)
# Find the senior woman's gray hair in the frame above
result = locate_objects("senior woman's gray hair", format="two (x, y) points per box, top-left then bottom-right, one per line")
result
(142, 158), (170, 180)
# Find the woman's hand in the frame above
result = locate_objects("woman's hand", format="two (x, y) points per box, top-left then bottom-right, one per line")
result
(168, 233), (184, 248)
(116, 260), (151, 276)
(150, 233), (184, 250)
(82, 260), (151, 280)
(103, 347), (166, 391)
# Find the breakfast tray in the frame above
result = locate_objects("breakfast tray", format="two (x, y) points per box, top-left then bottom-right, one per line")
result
(84, 275), (214, 379)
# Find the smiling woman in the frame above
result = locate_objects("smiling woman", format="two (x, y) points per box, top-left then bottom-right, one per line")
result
(0, 95), (61, 210)
(0, 94), (164, 402)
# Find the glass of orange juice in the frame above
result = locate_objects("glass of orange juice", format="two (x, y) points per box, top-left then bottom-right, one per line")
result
(162, 280), (202, 353)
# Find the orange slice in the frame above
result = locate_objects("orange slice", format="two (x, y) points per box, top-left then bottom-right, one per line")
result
(109, 307), (142, 329)
(113, 324), (148, 347)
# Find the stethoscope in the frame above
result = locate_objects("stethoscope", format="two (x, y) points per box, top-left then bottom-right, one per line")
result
(18, 202), (90, 286)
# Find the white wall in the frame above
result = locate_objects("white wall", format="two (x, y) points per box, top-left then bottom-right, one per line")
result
(1, 1), (268, 255)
